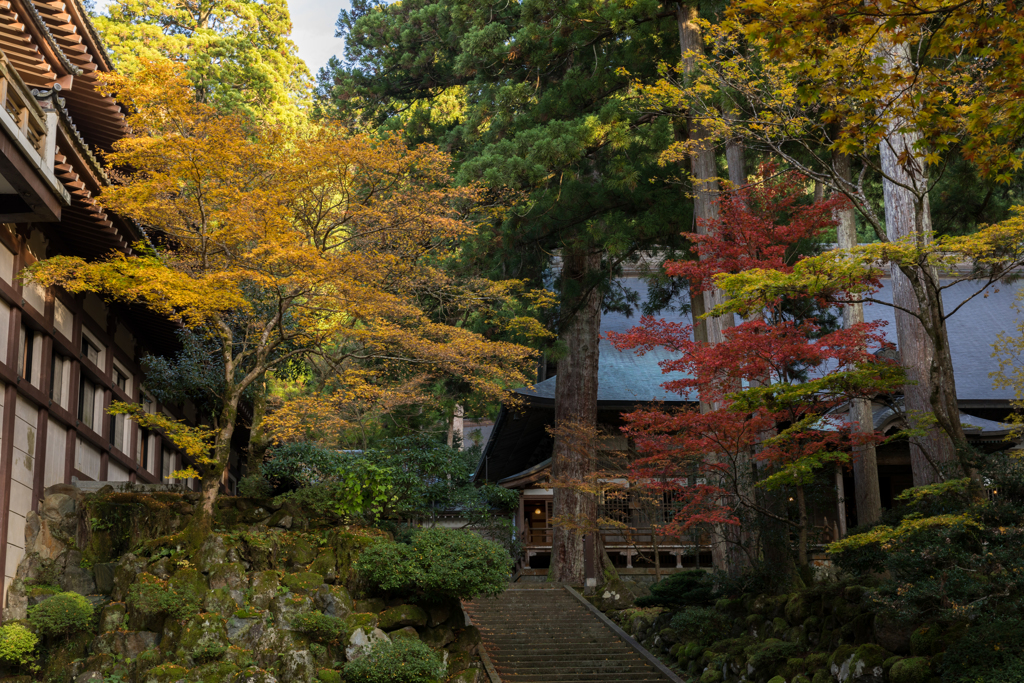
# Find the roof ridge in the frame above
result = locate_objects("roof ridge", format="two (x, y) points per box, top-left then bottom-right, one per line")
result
(20, 0), (81, 77)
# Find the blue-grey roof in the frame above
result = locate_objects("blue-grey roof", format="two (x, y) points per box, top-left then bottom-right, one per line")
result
(860, 277), (1020, 403)
(517, 277), (695, 404)
(515, 275), (1023, 406)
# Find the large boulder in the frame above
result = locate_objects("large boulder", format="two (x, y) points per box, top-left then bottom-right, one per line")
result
(91, 631), (160, 659)
(378, 604), (428, 630)
(889, 657), (932, 683)
(344, 627), (389, 661)
(830, 643), (891, 683)
(277, 650), (316, 683)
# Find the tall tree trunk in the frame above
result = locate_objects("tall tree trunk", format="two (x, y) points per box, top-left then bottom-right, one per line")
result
(678, 4), (747, 574)
(186, 400), (238, 552)
(550, 247), (601, 584)
(834, 151), (882, 525)
(878, 42), (965, 486)
(247, 374), (269, 476)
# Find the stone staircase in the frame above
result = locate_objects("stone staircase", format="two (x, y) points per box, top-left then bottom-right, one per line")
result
(464, 585), (679, 683)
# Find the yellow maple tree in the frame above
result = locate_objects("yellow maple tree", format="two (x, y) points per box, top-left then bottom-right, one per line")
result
(25, 60), (539, 542)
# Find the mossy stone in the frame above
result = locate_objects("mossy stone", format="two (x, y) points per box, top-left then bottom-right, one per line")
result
(99, 601), (127, 631)
(209, 563), (247, 591)
(353, 597), (385, 614)
(811, 672), (830, 683)
(768, 677), (786, 683)
(185, 661), (240, 683)
(890, 656), (931, 683)
(143, 663), (190, 683)
(685, 641), (703, 659)
(285, 536), (318, 565)
(204, 586), (241, 615)
(309, 549), (336, 578)
(699, 669), (723, 683)
(843, 585), (867, 603)
(828, 644), (858, 672)
(378, 604), (428, 630)
(316, 670), (343, 683)
(249, 570), (280, 609)
(282, 571), (324, 594)
(773, 617), (790, 633)
(785, 593), (810, 624)
(910, 624), (943, 657)
(342, 613), (378, 643)
(389, 626), (420, 642)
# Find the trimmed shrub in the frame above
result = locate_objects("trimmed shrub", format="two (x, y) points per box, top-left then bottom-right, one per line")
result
(343, 638), (446, 683)
(357, 528), (512, 601)
(128, 572), (204, 619)
(27, 592), (94, 637)
(0, 623), (37, 668)
(636, 570), (717, 608)
(292, 612), (347, 643)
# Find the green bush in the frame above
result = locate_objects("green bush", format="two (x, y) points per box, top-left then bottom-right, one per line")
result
(237, 474), (273, 498)
(27, 592), (94, 637)
(636, 570), (718, 608)
(0, 623), (37, 668)
(292, 611), (346, 643)
(128, 572), (204, 619)
(357, 528), (512, 601)
(669, 607), (733, 646)
(942, 619), (1024, 683)
(262, 443), (350, 492)
(343, 638), (446, 683)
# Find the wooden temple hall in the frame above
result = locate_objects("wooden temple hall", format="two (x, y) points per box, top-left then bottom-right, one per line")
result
(473, 278), (1024, 581)
(0, 0), (217, 604)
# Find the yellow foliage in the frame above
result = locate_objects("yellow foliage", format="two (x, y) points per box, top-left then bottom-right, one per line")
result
(26, 60), (540, 488)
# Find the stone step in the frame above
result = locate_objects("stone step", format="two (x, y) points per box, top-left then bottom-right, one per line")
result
(465, 586), (678, 683)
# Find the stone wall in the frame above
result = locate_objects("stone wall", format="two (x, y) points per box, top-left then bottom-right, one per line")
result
(1, 484), (486, 683)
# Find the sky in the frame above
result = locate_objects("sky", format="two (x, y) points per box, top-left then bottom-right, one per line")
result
(93, 0), (351, 75)
(288, 0), (351, 74)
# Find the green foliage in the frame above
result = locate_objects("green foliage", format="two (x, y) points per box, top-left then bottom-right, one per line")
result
(262, 443), (350, 492)
(669, 607), (734, 646)
(291, 612), (347, 643)
(342, 638), (446, 683)
(27, 592), (94, 638)
(357, 528), (512, 601)
(0, 623), (37, 668)
(95, 0), (311, 126)
(128, 572), (204, 620)
(238, 474), (273, 498)
(830, 450), (1024, 624)
(942, 620), (1024, 683)
(636, 570), (719, 609)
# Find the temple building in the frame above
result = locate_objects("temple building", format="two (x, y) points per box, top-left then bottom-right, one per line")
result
(474, 276), (1023, 581)
(0, 0), (210, 603)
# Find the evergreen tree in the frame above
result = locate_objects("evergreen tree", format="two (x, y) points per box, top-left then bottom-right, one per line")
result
(324, 0), (697, 582)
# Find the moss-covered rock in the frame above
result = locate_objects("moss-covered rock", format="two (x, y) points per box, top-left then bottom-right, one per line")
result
(250, 570), (281, 609)
(785, 593), (811, 624)
(98, 601), (127, 632)
(312, 584), (352, 619)
(889, 656), (931, 683)
(281, 571), (324, 594)
(378, 604), (429, 630)
(284, 537), (318, 566)
(316, 670), (343, 683)
(699, 669), (723, 683)
(830, 643), (891, 683)
(142, 663), (190, 683)
(209, 562), (247, 591)
(767, 677), (786, 683)
(309, 549), (336, 580)
(343, 613), (379, 643)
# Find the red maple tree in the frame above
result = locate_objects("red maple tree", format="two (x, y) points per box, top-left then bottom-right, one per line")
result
(607, 168), (903, 569)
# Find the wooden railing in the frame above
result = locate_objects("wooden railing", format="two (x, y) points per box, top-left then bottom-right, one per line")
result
(0, 54), (54, 165)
